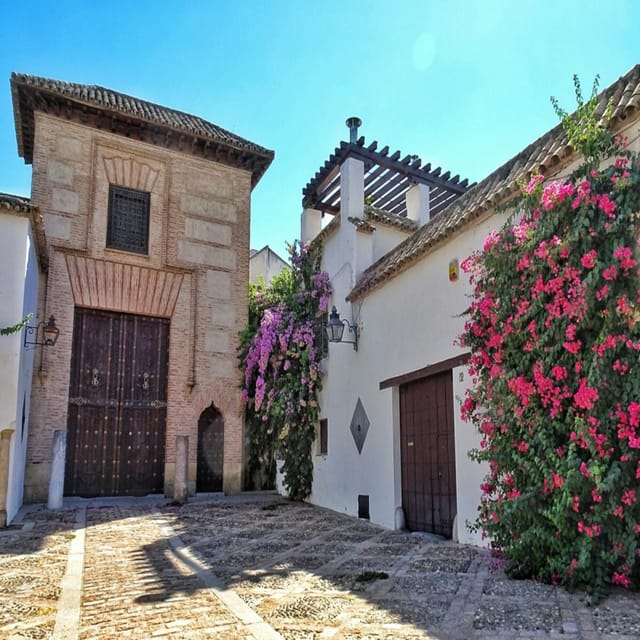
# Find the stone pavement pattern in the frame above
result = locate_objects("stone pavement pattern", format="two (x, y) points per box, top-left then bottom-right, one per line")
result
(1, 495), (640, 640)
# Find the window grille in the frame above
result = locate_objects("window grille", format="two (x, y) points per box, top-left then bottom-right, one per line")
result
(107, 185), (150, 254)
(318, 418), (328, 455)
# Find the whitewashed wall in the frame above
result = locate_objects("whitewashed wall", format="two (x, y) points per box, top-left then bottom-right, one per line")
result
(0, 214), (38, 524)
(308, 204), (502, 544)
(371, 225), (411, 263)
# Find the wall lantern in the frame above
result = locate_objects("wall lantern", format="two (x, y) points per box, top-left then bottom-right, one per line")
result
(326, 306), (358, 351)
(24, 315), (59, 350)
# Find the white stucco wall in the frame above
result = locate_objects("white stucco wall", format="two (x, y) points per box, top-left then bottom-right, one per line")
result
(0, 214), (38, 524)
(308, 206), (501, 544)
(371, 225), (412, 263)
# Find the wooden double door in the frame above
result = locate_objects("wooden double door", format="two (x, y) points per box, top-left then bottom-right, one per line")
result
(65, 308), (169, 497)
(399, 370), (457, 537)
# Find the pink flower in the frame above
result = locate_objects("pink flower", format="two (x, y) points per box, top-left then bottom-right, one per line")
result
(552, 472), (563, 489)
(568, 558), (579, 576)
(522, 173), (545, 194)
(595, 284), (610, 301)
(483, 230), (500, 252)
(551, 366), (567, 381)
(621, 489), (636, 506)
(563, 340), (582, 355)
(574, 378), (599, 410)
(613, 246), (637, 270)
(580, 250), (597, 269)
(616, 295), (632, 315)
(612, 572), (631, 588)
(597, 193), (616, 217)
(541, 181), (574, 210)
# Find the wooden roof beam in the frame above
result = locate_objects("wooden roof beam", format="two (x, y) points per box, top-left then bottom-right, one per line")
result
(315, 180), (341, 208)
(364, 170), (403, 202)
(374, 180), (410, 210)
(382, 190), (411, 214)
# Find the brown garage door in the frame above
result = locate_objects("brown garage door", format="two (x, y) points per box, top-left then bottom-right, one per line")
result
(65, 308), (169, 497)
(400, 370), (457, 537)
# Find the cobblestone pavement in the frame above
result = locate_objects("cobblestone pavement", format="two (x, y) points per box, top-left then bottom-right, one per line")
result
(1, 494), (639, 640)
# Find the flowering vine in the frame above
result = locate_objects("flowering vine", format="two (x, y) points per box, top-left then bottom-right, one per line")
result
(239, 241), (330, 501)
(460, 81), (640, 600)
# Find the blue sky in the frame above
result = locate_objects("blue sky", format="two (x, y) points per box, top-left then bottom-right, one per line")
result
(1, 1), (638, 258)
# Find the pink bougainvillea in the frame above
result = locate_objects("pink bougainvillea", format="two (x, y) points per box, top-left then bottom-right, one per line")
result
(460, 130), (640, 599)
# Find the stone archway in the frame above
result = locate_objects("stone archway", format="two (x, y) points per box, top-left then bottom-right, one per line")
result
(196, 404), (224, 492)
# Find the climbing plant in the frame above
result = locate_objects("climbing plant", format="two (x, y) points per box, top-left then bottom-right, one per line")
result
(460, 77), (640, 600)
(240, 241), (331, 500)
(1, 313), (32, 336)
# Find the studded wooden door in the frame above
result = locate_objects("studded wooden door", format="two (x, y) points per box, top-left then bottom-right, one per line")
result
(399, 370), (457, 537)
(65, 308), (169, 497)
(196, 405), (224, 492)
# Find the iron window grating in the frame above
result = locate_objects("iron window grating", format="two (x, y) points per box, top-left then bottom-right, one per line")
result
(107, 185), (150, 254)
(318, 418), (328, 455)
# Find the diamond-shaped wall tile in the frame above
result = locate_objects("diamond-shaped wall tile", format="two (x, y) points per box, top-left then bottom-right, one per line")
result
(350, 398), (370, 454)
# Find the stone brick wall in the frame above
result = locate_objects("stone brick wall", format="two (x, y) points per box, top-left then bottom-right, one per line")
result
(25, 112), (251, 501)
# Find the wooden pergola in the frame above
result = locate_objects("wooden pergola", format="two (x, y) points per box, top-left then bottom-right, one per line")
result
(302, 137), (473, 218)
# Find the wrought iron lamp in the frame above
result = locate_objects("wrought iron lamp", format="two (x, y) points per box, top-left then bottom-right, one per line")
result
(24, 315), (59, 350)
(326, 306), (358, 351)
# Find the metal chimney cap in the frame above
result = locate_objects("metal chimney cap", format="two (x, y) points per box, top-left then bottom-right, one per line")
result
(346, 117), (362, 143)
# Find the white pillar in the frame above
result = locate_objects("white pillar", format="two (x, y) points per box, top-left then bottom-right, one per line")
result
(48, 430), (66, 510)
(406, 183), (430, 226)
(301, 208), (322, 244)
(339, 157), (366, 287)
(340, 157), (365, 222)
(174, 435), (189, 504)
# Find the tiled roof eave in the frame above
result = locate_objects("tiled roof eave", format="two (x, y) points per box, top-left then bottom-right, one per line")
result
(10, 73), (274, 187)
(364, 205), (417, 233)
(346, 63), (640, 303)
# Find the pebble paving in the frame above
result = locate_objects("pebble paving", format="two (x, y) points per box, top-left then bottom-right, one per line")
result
(1, 494), (640, 639)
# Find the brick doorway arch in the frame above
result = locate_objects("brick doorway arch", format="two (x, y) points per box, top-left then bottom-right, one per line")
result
(196, 404), (224, 492)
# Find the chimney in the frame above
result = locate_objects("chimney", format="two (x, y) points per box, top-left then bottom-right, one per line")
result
(346, 117), (362, 143)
